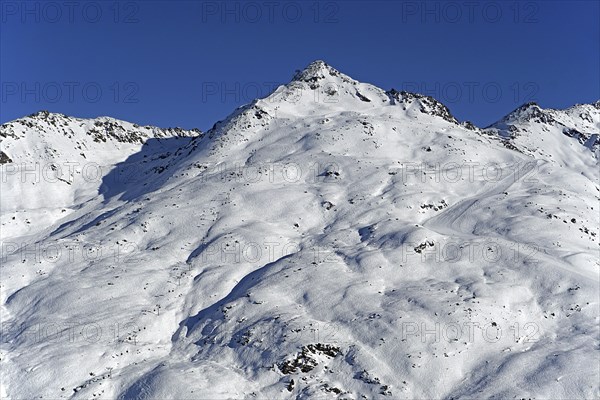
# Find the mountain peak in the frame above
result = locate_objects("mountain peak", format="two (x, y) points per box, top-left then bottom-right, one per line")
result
(521, 101), (539, 108)
(292, 60), (332, 79)
(305, 59), (328, 70)
(26, 110), (69, 121)
(291, 60), (356, 88)
(509, 101), (541, 115)
(499, 101), (555, 125)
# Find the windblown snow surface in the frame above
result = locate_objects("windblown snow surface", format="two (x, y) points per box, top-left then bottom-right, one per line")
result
(1, 61), (599, 399)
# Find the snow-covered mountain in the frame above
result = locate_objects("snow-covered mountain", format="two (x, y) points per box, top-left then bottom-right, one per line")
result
(484, 101), (600, 168)
(1, 61), (598, 399)
(0, 112), (200, 238)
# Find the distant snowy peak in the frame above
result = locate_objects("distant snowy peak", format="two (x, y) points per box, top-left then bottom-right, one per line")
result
(496, 102), (555, 125)
(0, 111), (201, 164)
(493, 101), (600, 130)
(486, 101), (600, 162)
(2, 110), (201, 143)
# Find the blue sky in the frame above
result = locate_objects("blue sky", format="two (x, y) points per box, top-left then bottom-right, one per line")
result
(1, 1), (598, 130)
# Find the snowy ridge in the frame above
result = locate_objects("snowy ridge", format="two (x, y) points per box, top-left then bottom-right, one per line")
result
(1, 61), (599, 399)
(0, 110), (201, 163)
(485, 101), (600, 165)
(0, 112), (200, 238)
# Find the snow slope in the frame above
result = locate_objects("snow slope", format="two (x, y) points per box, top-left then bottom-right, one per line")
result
(0, 111), (200, 239)
(1, 61), (598, 399)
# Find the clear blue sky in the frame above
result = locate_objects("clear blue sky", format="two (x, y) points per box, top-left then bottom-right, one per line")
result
(1, 1), (598, 130)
